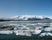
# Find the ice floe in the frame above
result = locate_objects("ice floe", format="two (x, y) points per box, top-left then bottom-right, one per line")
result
(0, 30), (13, 34)
(40, 33), (52, 37)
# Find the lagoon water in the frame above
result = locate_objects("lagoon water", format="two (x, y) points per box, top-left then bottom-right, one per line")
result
(0, 21), (52, 40)
(0, 21), (51, 26)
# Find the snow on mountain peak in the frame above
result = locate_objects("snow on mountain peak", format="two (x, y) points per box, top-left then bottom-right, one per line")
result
(9, 15), (52, 20)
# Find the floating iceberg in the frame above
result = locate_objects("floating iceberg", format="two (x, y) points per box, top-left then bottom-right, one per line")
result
(40, 33), (52, 37)
(0, 30), (13, 34)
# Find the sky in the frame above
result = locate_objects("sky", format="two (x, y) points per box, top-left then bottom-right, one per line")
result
(0, 0), (52, 18)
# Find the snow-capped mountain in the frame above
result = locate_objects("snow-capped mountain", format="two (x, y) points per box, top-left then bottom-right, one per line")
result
(0, 15), (52, 22)
(9, 15), (51, 20)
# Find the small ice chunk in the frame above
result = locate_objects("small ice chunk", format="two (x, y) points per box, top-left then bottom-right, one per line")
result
(44, 27), (52, 31)
(32, 30), (41, 34)
(39, 33), (46, 37)
(40, 33), (52, 37)
(0, 31), (13, 34)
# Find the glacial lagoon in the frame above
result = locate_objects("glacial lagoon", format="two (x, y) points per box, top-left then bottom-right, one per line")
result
(0, 21), (52, 40)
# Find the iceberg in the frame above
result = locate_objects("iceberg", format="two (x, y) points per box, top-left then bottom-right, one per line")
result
(0, 30), (13, 34)
(40, 33), (52, 37)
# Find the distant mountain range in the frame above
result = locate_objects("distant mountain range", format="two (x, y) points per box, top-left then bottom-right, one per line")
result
(0, 15), (52, 22)
(9, 15), (51, 20)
